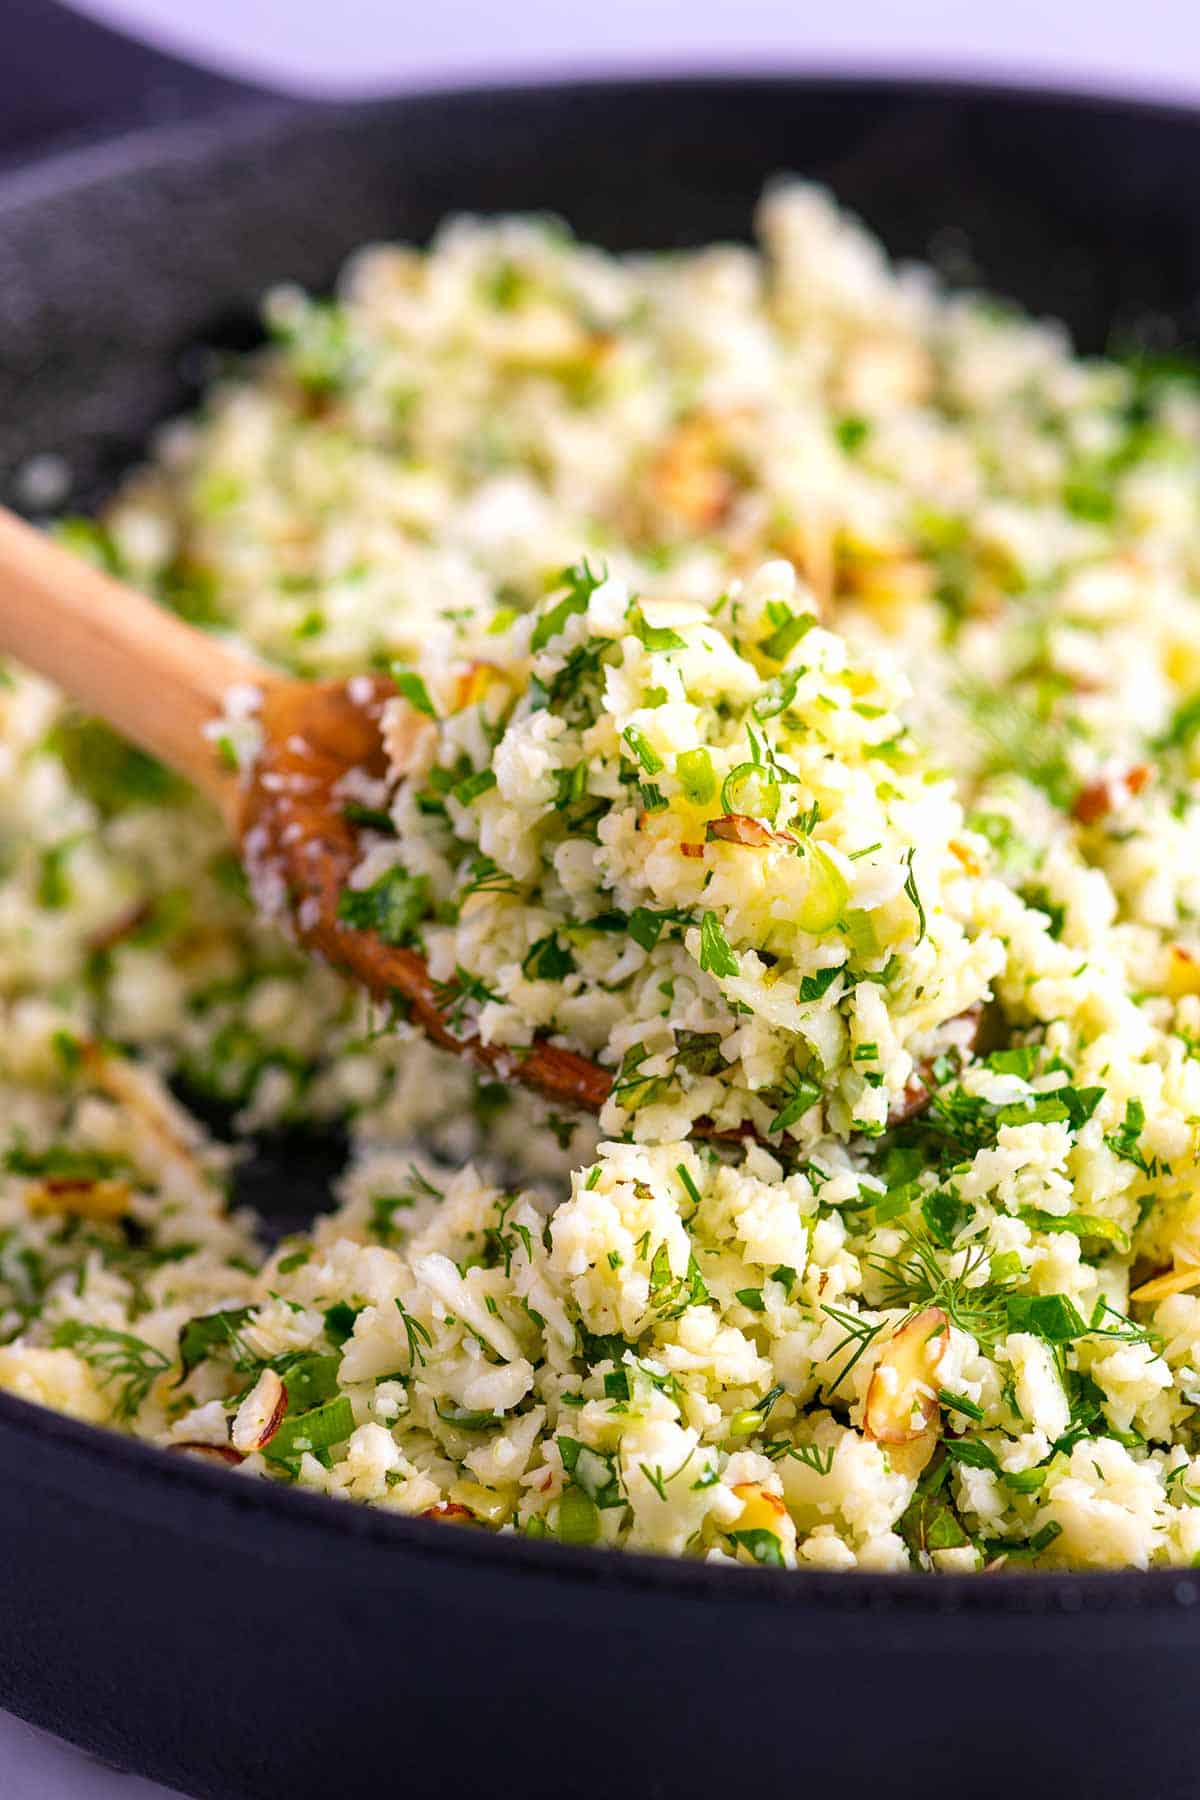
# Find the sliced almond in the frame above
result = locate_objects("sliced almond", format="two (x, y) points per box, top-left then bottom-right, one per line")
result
(169, 1442), (246, 1467)
(1131, 1264), (1200, 1304)
(650, 413), (736, 530)
(230, 1367), (288, 1455)
(1072, 763), (1151, 826)
(883, 1421), (941, 1480)
(421, 1500), (475, 1524)
(865, 1306), (949, 1445)
(706, 813), (794, 849)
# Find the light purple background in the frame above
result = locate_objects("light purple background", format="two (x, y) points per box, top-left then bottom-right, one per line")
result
(4, 1), (1199, 1793)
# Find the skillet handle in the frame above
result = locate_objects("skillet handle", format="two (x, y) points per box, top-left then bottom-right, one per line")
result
(2, 0), (278, 164)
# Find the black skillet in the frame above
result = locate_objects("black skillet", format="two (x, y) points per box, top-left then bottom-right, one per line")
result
(3, 10), (1200, 1797)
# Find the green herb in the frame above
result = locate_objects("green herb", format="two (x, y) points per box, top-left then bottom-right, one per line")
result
(323, 1302), (360, 1345)
(3, 1142), (130, 1182)
(1005, 1291), (1088, 1343)
(982, 1520), (1062, 1562)
(273, 1351), (341, 1411)
(629, 608), (686, 652)
(939, 1389), (986, 1422)
(752, 668), (802, 722)
(1021, 884), (1066, 940)
(37, 842), (74, 909)
(51, 1320), (169, 1419)
(698, 911), (738, 979)
(622, 725), (663, 775)
(459, 855), (521, 899)
(1018, 1207), (1130, 1254)
(735, 1287), (767, 1313)
(986, 1046), (1040, 1079)
(336, 865), (430, 946)
(522, 934), (575, 981)
(451, 768), (498, 806)
(436, 1403), (502, 1431)
(531, 559), (604, 652)
(1158, 691), (1200, 752)
(175, 1306), (256, 1383)
(897, 1483), (972, 1560)
(870, 1230), (1005, 1343)
(767, 1069), (821, 1134)
(798, 963), (843, 1003)
(666, 1034), (722, 1084)
(676, 1164), (703, 1210)
(611, 1043), (668, 1112)
(820, 1303), (885, 1398)
(46, 717), (182, 816)
(391, 667), (437, 717)
(758, 601), (816, 662)
(1002, 1467), (1048, 1494)
(432, 966), (502, 1033)
(835, 415), (870, 454)
(1104, 1097), (1157, 1175)
(727, 1528), (785, 1568)
(342, 800), (396, 834)
(942, 1436), (999, 1472)
(394, 1298), (433, 1368)
(648, 1245), (711, 1320)
(775, 1441), (835, 1475)
(903, 847), (926, 943)
(558, 1437), (623, 1509)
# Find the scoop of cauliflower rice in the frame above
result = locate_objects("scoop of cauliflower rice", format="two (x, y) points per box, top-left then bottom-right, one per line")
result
(347, 556), (1003, 1142)
(7, 180), (1200, 1572)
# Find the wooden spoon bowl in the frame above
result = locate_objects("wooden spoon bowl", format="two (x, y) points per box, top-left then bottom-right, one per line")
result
(0, 507), (615, 1119)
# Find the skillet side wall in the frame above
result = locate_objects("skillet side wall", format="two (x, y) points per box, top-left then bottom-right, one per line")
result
(1, 1393), (1198, 1800)
(2, 78), (1200, 1796)
(4, 81), (1200, 509)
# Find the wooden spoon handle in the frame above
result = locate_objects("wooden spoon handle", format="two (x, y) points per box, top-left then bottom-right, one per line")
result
(0, 506), (270, 824)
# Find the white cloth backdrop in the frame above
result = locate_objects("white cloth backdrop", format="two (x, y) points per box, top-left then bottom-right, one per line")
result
(3, 0), (1198, 1792)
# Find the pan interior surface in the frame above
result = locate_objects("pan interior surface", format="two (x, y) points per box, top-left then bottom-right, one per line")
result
(4, 75), (1200, 1800)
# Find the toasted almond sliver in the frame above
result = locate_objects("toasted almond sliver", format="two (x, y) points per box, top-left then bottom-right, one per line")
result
(230, 1368), (288, 1455)
(865, 1305), (949, 1445)
(1131, 1265), (1200, 1304)
(169, 1442), (246, 1467)
(706, 813), (795, 849)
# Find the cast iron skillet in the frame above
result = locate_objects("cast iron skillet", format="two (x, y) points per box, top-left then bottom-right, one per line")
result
(4, 13), (1200, 1798)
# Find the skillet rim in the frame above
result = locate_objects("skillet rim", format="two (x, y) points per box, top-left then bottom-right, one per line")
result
(7, 67), (1200, 219)
(5, 68), (1200, 1617)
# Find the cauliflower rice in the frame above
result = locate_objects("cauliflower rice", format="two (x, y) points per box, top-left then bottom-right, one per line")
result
(6, 183), (1200, 1571)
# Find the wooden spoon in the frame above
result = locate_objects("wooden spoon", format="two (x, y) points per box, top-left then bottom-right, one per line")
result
(0, 508), (971, 1137)
(0, 506), (610, 1116)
